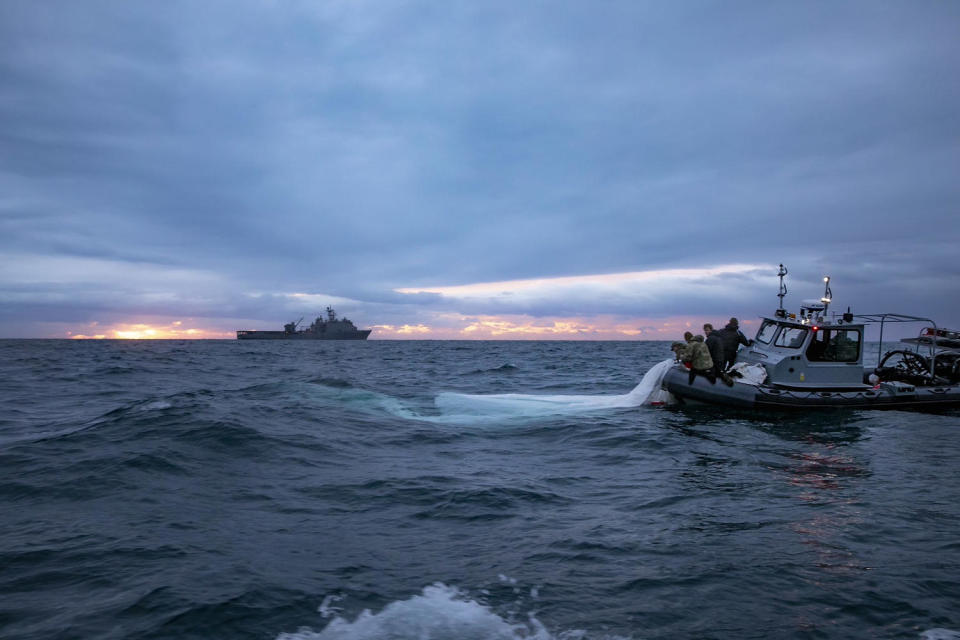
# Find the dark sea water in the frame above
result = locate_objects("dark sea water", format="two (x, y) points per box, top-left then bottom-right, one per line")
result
(2, 339), (960, 640)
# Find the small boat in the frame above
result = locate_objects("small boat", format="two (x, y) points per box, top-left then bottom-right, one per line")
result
(662, 265), (960, 410)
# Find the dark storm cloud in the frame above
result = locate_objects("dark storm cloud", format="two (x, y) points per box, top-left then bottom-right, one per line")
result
(1, 1), (959, 336)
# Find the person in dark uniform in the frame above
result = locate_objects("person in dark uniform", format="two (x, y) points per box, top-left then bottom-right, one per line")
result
(703, 323), (731, 384)
(715, 317), (753, 371)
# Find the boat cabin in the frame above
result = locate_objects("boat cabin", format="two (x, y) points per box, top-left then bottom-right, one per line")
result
(736, 300), (867, 389)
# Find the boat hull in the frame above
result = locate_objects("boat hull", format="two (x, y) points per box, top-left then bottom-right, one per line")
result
(662, 365), (960, 410)
(236, 330), (371, 340)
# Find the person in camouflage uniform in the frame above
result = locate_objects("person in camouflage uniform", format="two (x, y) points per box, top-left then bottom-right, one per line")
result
(683, 331), (716, 384)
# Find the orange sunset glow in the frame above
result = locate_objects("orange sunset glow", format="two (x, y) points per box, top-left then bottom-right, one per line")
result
(369, 315), (752, 340)
(68, 321), (233, 340)
(64, 316), (755, 340)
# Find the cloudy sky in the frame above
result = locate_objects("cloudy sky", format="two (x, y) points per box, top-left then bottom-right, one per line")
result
(1, 1), (958, 339)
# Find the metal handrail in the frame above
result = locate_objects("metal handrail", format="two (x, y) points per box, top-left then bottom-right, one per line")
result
(853, 313), (938, 377)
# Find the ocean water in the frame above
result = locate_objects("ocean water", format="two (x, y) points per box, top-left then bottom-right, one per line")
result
(1, 339), (959, 640)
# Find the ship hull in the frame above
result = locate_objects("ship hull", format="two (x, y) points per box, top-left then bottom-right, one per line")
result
(662, 365), (960, 410)
(236, 330), (371, 340)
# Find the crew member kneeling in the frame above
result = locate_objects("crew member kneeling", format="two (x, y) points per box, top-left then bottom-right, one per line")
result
(682, 331), (716, 385)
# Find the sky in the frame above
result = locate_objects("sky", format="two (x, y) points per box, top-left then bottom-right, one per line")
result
(1, 1), (959, 340)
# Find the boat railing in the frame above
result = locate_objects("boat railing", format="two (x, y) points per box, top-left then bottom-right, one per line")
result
(852, 313), (938, 378)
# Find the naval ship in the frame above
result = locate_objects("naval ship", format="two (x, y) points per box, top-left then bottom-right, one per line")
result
(236, 307), (372, 340)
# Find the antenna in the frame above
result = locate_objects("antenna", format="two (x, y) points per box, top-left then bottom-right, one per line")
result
(776, 264), (788, 317)
(820, 276), (832, 316)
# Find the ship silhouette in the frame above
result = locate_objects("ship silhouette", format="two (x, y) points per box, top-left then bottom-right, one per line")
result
(236, 306), (371, 340)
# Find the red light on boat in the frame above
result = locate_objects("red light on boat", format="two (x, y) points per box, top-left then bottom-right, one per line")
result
(812, 326), (819, 331)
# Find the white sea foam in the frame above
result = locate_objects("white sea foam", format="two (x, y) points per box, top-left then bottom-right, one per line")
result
(139, 400), (172, 411)
(922, 630), (960, 640)
(276, 583), (552, 640)
(318, 594), (344, 618)
(432, 359), (676, 421)
(276, 583), (630, 640)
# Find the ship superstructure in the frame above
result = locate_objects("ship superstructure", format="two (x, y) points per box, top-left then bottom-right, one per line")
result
(236, 307), (372, 340)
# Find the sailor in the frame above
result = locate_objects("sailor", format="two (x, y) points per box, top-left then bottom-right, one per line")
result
(703, 324), (733, 386)
(703, 323), (722, 365)
(670, 341), (689, 363)
(683, 331), (716, 385)
(715, 317), (753, 371)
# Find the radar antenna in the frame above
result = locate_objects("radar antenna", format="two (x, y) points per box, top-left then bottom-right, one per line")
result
(776, 264), (788, 318)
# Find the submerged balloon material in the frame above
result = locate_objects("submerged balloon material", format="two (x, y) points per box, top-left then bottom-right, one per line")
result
(432, 359), (676, 421)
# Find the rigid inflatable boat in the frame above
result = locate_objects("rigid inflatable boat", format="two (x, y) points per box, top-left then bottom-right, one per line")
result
(662, 265), (960, 410)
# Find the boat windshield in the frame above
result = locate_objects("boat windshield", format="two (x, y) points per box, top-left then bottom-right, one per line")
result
(755, 320), (778, 344)
(807, 328), (861, 363)
(774, 326), (808, 349)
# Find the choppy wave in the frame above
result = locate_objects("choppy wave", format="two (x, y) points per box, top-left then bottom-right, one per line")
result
(4, 339), (959, 640)
(276, 583), (628, 640)
(922, 631), (960, 640)
(468, 363), (520, 375)
(304, 381), (419, 419)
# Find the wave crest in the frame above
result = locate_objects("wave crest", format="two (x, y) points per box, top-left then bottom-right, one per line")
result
(277, 583), (553, 640)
